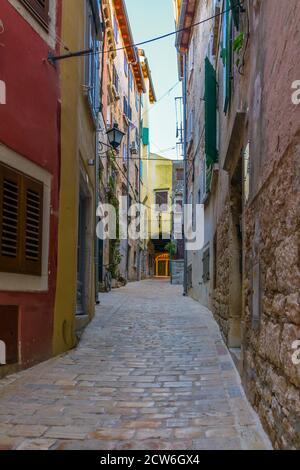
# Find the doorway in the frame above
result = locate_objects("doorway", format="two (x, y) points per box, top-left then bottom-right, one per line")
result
(228, 158), (243, 347)
(155, 253), (170, 277)
(76, 192), (87, 315)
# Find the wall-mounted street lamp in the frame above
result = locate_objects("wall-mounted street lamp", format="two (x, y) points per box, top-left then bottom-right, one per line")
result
(106, 123), (125, 150)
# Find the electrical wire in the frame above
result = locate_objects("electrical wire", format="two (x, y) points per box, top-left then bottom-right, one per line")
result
(53, 5), (235, 60)
(142, 81), (180, 117)
(100, 154), (181, 161)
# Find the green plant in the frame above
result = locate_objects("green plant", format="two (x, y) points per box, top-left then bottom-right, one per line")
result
(105, 170), (122, 280)
(165, 241), (177, 257)
(233, 32), (245, 68)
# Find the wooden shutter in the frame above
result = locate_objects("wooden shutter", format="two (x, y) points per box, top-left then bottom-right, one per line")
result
(19, 0), (50, 29)
(230, 0), (240, 30)
(22, 176), (43, 275)
(89, 0), (102, 40)
(202, 247), (210, 283)
(205, 57), (218, 166)
(142, 127), (149, 146)
(0, 164), (21, 273)
(224, 0), (232, 114)
(0, 163), (43, 276)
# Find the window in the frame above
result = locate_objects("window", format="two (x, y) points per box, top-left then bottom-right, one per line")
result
(135, 166), (139, 192)
(85, 0), (100, 121)
(202, 247), (210, 283)
(205, 57), (218, 165)
(230, 0), (240, 30)
(0, 163), (43, 276)
(135, 128), (139, 148)
(129, 69), (133, 92)
(175, 198), (183, 213)
(124, 55), (128, 77)
(155, 191), (168, 210)
(187, 108), (194, 143)
(113, 65), (119, 93)
(122, 142), (127, 163)
(142, 127), (149, 146)
(113, 15), (119, 43)
(123, 96), (128, 116)
(176, 168), (184, 181)
(222, 0), (233, 114)
(135, 92), (139, 111)
(19, 0), (49, 30)
(188, 37), (195, 77)
(128, 104), (132, 122)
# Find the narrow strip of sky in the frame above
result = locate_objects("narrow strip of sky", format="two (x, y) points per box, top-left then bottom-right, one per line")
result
(125, 0), (181, 160)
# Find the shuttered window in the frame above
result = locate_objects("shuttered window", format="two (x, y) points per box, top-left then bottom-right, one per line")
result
(202, 247), (210, 283)
(223, 0), (232, 114)
(19, 0), (50, 30)
(0, 163), (43, 276)
(205, 57), (218, 166)
(230, 0), (240, 30)
(85, 1), (100, 121)
(142, 127), (149, 146)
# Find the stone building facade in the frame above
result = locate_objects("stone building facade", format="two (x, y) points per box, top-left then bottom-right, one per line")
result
(176, 0), (300, 448)
(242, 0), (300, 449)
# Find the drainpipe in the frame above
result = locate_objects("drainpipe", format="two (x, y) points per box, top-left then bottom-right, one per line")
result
(183, 53), (188, 296)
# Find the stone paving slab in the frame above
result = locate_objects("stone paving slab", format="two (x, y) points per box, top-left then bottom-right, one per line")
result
(0, 280), (272, 450)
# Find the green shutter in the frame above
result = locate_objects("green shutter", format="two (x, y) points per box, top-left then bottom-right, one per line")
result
(230, 0), (240, 30)
(224, 0), (232, 114)
(142, 127), (149, 146)
(205, 57), (218, 166)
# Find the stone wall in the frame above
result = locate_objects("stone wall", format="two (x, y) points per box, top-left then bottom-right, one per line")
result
(242, 0), (300, 449)
(212, 200), (230, 342)
(243, 138), (300, 449)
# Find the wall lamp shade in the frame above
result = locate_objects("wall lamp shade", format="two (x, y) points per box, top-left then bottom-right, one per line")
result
(106, 124), (125, 150)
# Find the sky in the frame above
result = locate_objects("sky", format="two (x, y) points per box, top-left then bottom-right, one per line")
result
(125, 0), (182, 160)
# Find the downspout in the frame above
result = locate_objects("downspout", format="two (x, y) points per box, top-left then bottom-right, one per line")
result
(183, 53), (188, 296)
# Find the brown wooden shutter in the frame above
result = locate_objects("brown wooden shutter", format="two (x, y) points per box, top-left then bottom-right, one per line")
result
(19, 0), (50, 29)
(0, 164), (21, 273)
(0, 163), (43, 276)
(22, 176), (43, 276)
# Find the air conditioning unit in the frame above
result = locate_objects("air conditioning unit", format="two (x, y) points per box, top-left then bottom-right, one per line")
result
(130, 142), (138, 155)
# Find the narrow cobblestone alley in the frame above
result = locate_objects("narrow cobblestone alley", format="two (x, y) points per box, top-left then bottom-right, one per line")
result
(0, 280), (271, 450)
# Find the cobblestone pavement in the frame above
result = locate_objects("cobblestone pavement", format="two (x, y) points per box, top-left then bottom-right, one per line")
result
(0, 280), (272, 450)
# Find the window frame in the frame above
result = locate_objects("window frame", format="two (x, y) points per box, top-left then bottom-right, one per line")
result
(155, 190), (169, 211)
(0, 162), (43, 276)
(19, 0), (50, 30)
(85, 1), (100, 123)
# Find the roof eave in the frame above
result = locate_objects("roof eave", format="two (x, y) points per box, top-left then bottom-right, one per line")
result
(175, 0), (197, 54)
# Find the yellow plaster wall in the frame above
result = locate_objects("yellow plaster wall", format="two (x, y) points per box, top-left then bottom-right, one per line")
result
(53, 0), (96, 355)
